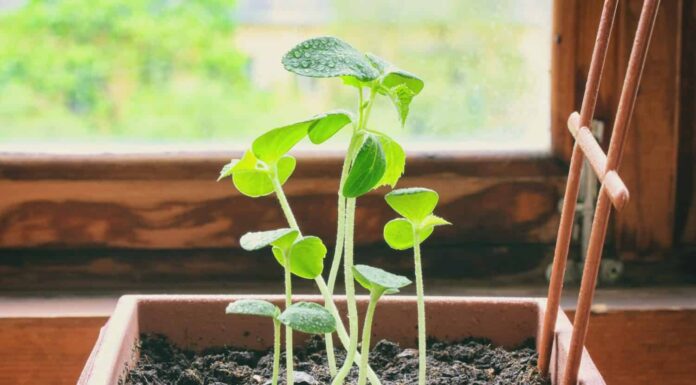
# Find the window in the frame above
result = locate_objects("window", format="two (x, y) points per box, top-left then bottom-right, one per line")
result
(0, 0), (551, 152)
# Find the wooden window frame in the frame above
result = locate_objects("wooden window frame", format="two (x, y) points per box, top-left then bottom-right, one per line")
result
(0, 0), (688, 291)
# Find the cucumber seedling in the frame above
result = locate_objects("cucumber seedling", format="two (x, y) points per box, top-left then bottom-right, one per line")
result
(239, 228), (327, 385)
(352, 265), (411, 385)
(226, 300), (282, 385)
(219, 36), (426, 385)
(383, 188), (451, 385)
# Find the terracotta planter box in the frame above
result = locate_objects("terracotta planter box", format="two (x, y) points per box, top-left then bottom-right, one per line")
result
(77, 295), (604, 385)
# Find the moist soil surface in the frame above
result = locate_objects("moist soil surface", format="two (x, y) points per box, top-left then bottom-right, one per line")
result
(124, 334), (549, 385)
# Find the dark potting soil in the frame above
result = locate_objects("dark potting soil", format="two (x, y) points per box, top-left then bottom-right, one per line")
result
(123, 334), (549, 385)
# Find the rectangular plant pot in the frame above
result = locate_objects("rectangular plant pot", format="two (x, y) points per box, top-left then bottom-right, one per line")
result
(77, 295), (604, 385)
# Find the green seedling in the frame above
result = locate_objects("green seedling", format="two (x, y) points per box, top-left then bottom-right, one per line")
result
(226, 300), (282, 385)
(383, 188), (451, 385)
(219, 36), (425, 385)
(240, 228), (327, 385)
(352, 265), (411, 385)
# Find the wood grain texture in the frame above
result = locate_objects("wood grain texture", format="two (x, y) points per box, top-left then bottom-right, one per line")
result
(611, 0), (682, 260)
(1, 310), (694, 385)
(551, 0), (579, 162)
(567, 0), (682, 260)
(0, 317), (104, 385)
(0, 244), (552, 292)
(0, 154), (565, 249)
(676, 0), (696, 245)
(568, 309), (696, 385)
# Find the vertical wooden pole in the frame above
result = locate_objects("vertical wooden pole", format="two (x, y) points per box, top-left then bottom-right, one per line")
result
(538, 0), (618, 375)
(561, 1), (661, 384)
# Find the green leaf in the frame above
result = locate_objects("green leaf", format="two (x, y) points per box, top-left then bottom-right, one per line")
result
(232, 154), (296, 198)
(278, 302), (337, 334)
(307, 110), (353, 144)
(288, 236), (327, 279)
(387, 84), (416, 127)
(385, 187), (439, 223)
(353, 264), (411, 295)
(217, 159), (237, 182)
(282, 36), (379, 81)
(342, 134), (386, 198)
(383, 218), (434, 250)
(226, 299), (280, 319)
(375, 133), (405, 188)
(365, 53), (423, 126)
(240, 228), (299, 251)
(252, 122), (309, 164)
(273, 236), (327, 279)
(421, 214), (451, 229)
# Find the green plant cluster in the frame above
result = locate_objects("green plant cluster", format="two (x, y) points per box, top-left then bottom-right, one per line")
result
(0, 0), (249, 137)
(220, 36), (450, 385)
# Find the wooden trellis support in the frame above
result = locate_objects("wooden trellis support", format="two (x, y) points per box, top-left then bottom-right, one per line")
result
(538, 0), (661, 384)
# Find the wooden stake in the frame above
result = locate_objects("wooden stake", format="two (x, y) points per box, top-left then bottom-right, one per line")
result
(562, 1), (660, 384)
(538, 0), (618, 375)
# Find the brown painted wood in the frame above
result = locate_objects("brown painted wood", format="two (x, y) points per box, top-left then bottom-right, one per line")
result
(0, 244), (552, 292)
(676, 0), (696, 245)
(568, 309), (696, 385)
(0, 317), (105, 385)
(551, 0), (579, 162)
(611, 0), (682, 261)
(0, 154), (565, 249)
(1, 309), (693, 385)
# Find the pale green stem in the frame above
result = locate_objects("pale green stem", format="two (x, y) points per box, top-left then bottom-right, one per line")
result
(272, 318), (281, 385)
(284, 250), (294, 385)
(272, 171), (300, 234)
(271, 169), (295, 385)
(413, 228), (426, 385)
(272, 178), (382, 385)
(316, 278), (382, 385)
(361, 87), (377, 129)
(358, 290), (381, 385)
(331, 197), (358, 385)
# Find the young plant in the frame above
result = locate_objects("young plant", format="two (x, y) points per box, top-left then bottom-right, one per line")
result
(239, 228), (327, 385)
(226, 299), (282, 385)
(219, 36), (424, 385)
(383, 188), (451, 385)
(352, 265), (411, 385)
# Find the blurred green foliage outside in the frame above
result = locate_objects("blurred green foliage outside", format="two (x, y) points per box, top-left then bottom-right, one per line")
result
(0, 0), (550, 147)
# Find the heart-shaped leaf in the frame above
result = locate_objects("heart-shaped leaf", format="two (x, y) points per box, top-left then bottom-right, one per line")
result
(375, 133), (405, 188)
(383, 218), (434, 250)
(307, 110), (353, 144)
(353, 264), (411, 295)
(278, 302), (336, 334)
(226, 299), (280, 319)
(385, 187), (439, 223)
(342, 134), (386, 198)
(252, 122), (309, 165)
(282, 36), (379, 81)
(240, 228), (299, 251)
(272, 236), (327, 279)
(233, 155), (296, 198)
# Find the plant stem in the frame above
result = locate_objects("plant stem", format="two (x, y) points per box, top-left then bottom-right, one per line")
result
(272, 180), (382, 385)
(358, 290), (380, 385)
(284, 248), (294, 385)
(272, 318), (281, 385)
(361, 87), (377, 129)
(273, 173), (301, 234)
(331, 197), (357, 385)
(273, 178), (382, 385)
(316, 278), (382, 385)
(413, 227), (426, 385)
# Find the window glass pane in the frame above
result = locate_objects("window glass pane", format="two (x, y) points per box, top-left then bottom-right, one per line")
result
(0, 0), (550, 151)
